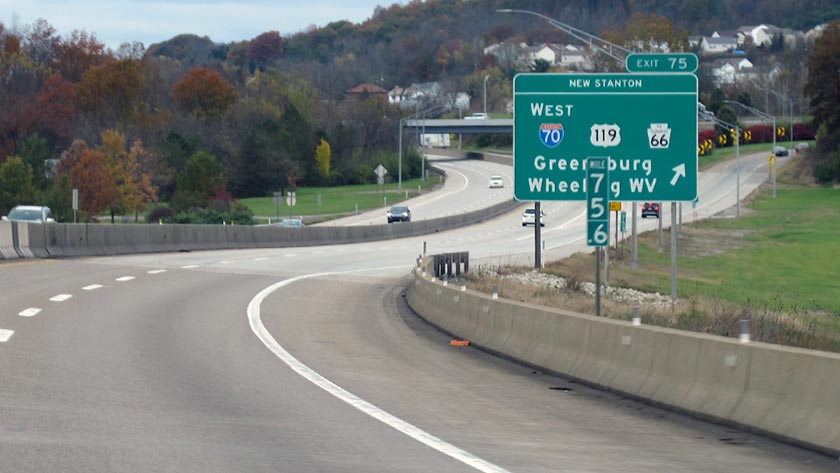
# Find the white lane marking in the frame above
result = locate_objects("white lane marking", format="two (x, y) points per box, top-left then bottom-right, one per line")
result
(0, 330), (13, 342)
(115, 276), (135, 282)
(82, 284), (103, 291)
(254, 257), (269, 261)
(247, 269), (511, 473)
(219, 261), (234, 264)
(181, 265), (199, 269)
(283, 254), (298, 257)
(50, 294), (72, 302)
(148, 269), (167, 274)
(19, 308), (42, 317)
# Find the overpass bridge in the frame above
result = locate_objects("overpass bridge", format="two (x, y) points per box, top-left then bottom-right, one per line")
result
(404, 118), (512, 134)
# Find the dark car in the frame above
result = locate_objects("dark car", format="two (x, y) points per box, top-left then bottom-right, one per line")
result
(773, 146), (789, 157)
(386, 205), (411, 223)
(641, 202), (660, 219)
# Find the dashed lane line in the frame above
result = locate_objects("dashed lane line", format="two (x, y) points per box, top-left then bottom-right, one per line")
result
(50, 294), (72, 302)
(0, 330), (13, 342)
(18, 308), (41, 317)
(148, 269), (167, 274)
(115, 276), (135, 282)
(82, 284), (103, 291)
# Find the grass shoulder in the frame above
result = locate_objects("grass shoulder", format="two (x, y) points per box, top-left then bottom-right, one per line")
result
(467, 154), (840, 352)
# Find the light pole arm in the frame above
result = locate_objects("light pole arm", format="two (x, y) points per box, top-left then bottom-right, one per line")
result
(497, 9), (633, 63)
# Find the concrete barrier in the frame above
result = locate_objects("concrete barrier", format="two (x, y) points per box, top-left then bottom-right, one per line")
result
(406, 263), (840, 456)
(16, 197), (520, 259)
(12, 222), (34, 258)
(0, 220), (17, 260)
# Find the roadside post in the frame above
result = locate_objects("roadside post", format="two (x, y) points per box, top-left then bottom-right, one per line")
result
(273, 191), (282, 221)
(586, 156), (609, 316)
(72, 188), (78, 224)
(286, 191), (296, 218)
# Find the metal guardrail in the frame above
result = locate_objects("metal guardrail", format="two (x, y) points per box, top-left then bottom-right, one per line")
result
(432, 252), (469, 279)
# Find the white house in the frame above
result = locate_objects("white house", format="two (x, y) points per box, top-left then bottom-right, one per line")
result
(555, 44), (592, 70)
(736, 25), (773, 47)
(521, 44), (556, 66)
(711, 58), (754, 85)
(701, 34), (738, 54)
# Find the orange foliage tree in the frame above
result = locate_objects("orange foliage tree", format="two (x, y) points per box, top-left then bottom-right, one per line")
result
(70, 149), (116, 217)
(171, 67), (237, 119)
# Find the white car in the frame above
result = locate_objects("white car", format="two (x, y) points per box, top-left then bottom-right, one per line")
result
(2, 205), (55, 223)
(521, 208), (545, 227)
(464, 113), (488, 120)
(488, 175), (504, 188)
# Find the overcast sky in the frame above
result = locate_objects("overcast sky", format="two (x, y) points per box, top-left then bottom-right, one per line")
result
(2, 1), (404, 49)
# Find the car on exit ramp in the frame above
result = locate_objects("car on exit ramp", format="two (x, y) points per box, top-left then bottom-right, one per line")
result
(521, 208), (545, 227)
(488, 175), (504, 188)
(387, 206), (411, 223)
(642, 202), (660, 219)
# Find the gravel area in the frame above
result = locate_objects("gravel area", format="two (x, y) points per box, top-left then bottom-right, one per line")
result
(502, 270), (674, 308)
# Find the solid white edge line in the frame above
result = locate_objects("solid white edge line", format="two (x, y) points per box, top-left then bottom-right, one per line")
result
(0, 329), (13, 342)
(19, 308), (42, 317)
(247, 269), (510, 473)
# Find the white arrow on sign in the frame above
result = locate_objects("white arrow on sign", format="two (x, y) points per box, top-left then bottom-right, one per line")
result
(670, 163), (686, 186)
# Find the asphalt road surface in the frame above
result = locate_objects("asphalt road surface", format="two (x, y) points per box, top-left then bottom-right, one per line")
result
(1, 151), (837, 472)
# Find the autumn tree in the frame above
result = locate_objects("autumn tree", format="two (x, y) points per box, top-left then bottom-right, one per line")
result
(804, 20), (840, 181)
(55, 30), (109, 83)
(171, 67), (237, 119)
(314, 138), (331, 181)
(35, 74), (75, 142)
(97, 130), (158, 221)
(75, 59), (144, 130)
(248, 31), (284, 71)
(70, 149), (116, 218)
(0, 157), (40, 214)
(56, 139), (89, 176)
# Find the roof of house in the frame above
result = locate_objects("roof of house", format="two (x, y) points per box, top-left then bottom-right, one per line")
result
(346, 83), (388, 95)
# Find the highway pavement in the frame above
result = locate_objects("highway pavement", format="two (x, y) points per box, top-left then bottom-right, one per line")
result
(1, 150), (836, 471)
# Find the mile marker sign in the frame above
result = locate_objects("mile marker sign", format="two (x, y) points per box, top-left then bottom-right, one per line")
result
(513, 73), (697, 202)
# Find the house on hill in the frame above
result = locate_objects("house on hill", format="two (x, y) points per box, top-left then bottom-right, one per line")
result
(345, 83), (388, 101)
(701, 34), (738, 55)
(710, 57), (755, 86)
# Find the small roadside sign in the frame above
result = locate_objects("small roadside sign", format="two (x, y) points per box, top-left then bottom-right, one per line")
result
(286, 191), (296, 207)
(609, 202), (621, 211)
(586, 157), (610, 247)
(374, 164), (388, 185)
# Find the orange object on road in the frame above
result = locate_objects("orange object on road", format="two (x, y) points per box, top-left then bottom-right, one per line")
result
(450, 339), (470, 346)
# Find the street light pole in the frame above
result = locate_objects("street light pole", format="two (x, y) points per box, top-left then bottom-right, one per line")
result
(710, 116), (741, 217)
(483, 74), (489, 116)
(722, 100), (776, 197)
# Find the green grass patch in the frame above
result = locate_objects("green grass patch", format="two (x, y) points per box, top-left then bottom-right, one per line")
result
(601, 186), (840, 315)
(239, 176), (441, 222)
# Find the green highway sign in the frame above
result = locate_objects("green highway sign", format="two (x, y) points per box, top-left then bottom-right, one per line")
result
(586, 157), (610, 247)
(513, 73), (698, 202)
(625, 53), (698, 73)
